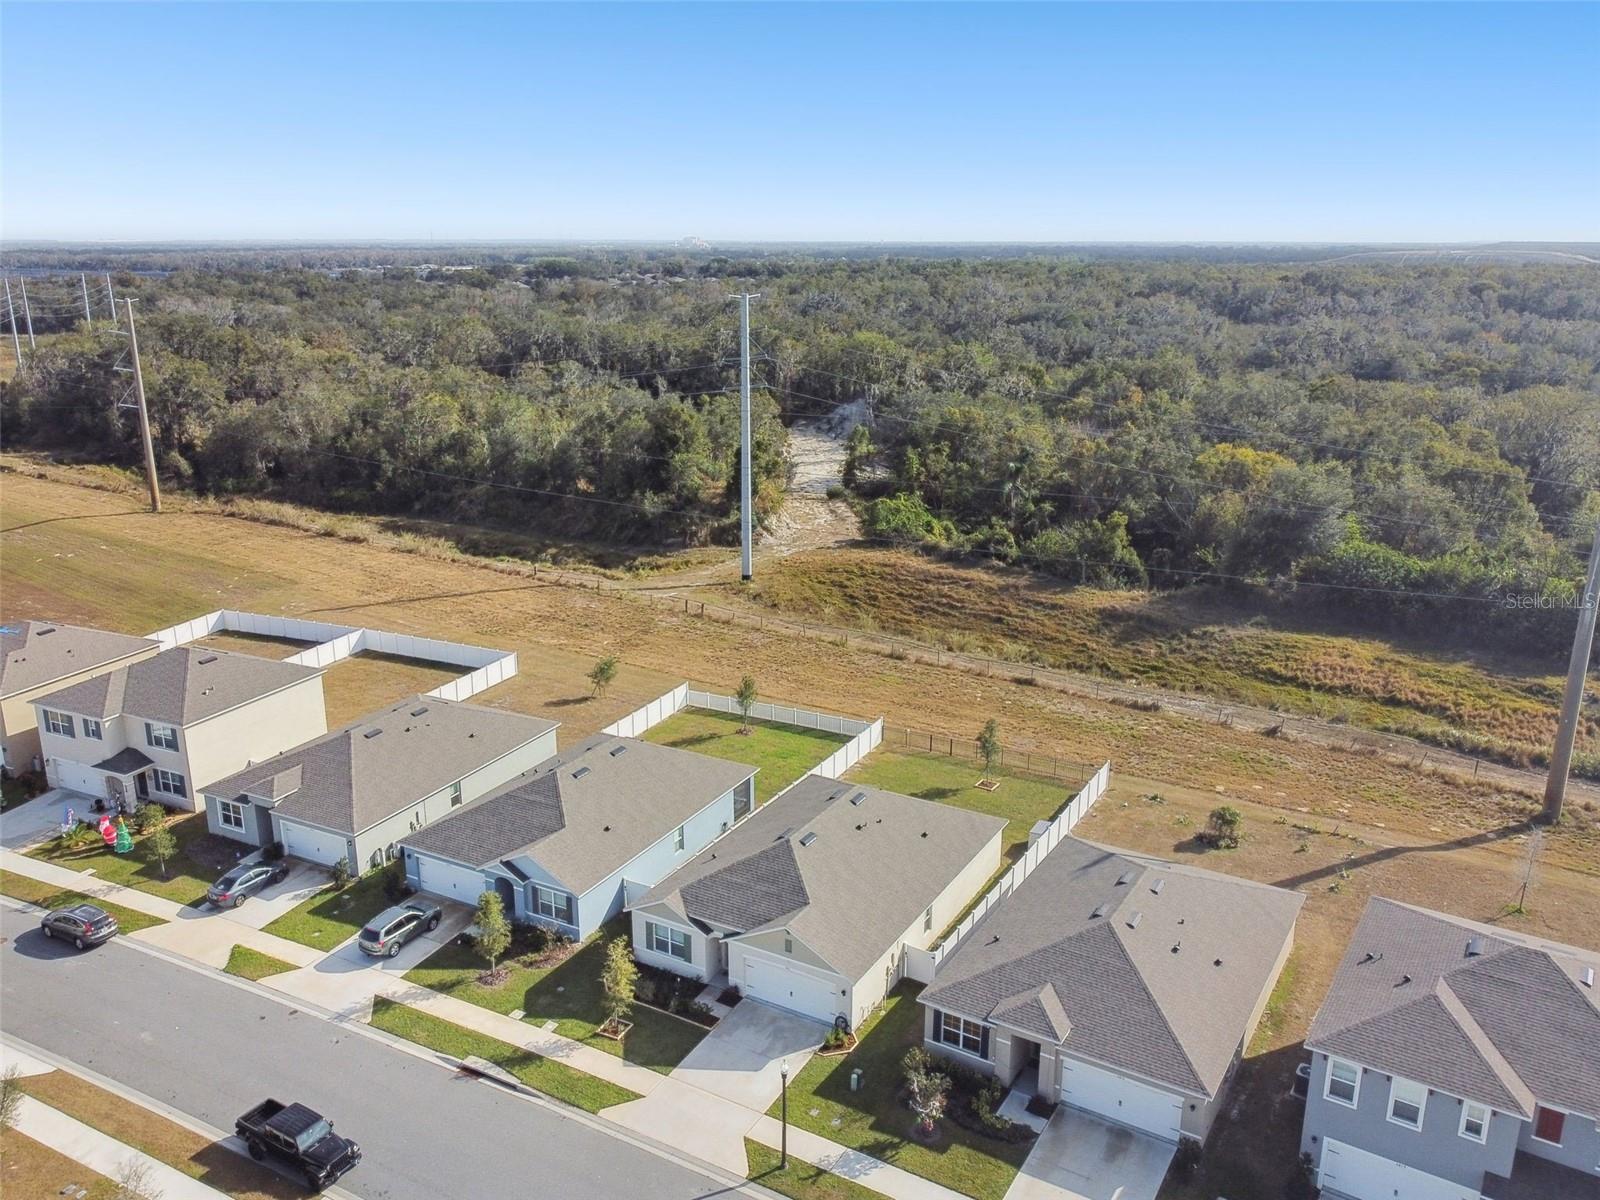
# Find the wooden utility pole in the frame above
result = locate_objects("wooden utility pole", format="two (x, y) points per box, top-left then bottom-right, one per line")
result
(3, 279), (20, 366)
(1542, 516), (1600, 823)
(81, 273), (93, 327)
(729, 291), (760, 581)
(123, 299), (162, 514)
(17, 277), (36, 349)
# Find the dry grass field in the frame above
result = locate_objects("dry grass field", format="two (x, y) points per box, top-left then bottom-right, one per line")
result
(5, 464), (1597, 1200)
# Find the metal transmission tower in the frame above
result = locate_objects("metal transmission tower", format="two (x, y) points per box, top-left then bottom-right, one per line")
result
(731, 291), (761, 581)
(81, 274), (94, 327)
(1542, 515), (1600, 823)
(122, 299), (163, 514)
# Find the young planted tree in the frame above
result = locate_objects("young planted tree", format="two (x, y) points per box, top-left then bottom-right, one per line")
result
(735, 675), (758, 734)
(1204, 805), (1243, 849)
(977, 718), (1002, 783)
(474, 890), (512, 975)
(902, 1048), (950, 1137)
(600, 936), (638, 1035)
(145, 816), (178, 879)
(588, 655), (619, 698)
(0, 1064), (21, 1131)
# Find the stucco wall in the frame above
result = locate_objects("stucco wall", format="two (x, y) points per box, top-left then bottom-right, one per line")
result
(630, 904), (710, 978)
(4, 643), (160, 772)
(182, 676), (328, 790)
(1299, 1052), (1519, 1189)
(1516, 1105), (1600, 1177)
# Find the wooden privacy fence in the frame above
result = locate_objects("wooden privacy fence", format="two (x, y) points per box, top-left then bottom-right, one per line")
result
(146, 609), (519, 704)
(601, 683), (883, 782)
(903, 761), (1111, 985)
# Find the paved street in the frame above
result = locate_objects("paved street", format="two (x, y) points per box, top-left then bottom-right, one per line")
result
(0, 906), (741, 1200)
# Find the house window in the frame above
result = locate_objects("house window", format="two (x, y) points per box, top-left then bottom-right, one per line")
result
(82, 718), (103, 740)
(145, 723), (179, 752)
(784, 935), (794, 955)
(1325, 1058), (1361, 1107)
(151, 769), (187, 798)
(448, 781), (463, 807)
(673, 824), (686, 851)
(646, 921), (691, 962)
(534, 886), (574, 925)
(924, 906), (934, 933)
(218, 799), (246, 831)
(1387, 1078), (1427, 1129)
(1533, 1105), (1566, 1146)
(43, 710), (75, 738)
(1460, 1101), (1490, 1143)
(936, 1011), (990, 1059)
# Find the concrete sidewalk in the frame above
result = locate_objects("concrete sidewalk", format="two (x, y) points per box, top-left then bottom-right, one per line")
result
(12, 1093), (231, 1200)
(749, 1115), (968, 1200)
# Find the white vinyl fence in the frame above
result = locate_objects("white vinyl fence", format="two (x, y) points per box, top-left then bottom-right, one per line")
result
(903, 761), (1111, 984)
(146, 609), (518, 703)
(602, 683), (883, 781)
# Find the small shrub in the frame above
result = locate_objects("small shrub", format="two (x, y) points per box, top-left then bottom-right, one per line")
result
(1284, 1151), (1318, 1200)
(1171, 1136), (1203, 1180)
(57, 823), (97, 852)
(380, 860), (410, 902)
(261, 841), (285, 862)
(717, 984), (743, 1006)
(825, 483), (847, 500)
(133, 802), (165, 835)
(330, 857), (352, 889)
(1200, 805), (1243, 849)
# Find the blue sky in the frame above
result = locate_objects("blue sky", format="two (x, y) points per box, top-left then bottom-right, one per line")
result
(2, 2), (1595, 243)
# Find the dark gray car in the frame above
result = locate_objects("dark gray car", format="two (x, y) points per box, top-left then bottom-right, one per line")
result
(207, 861), (290, 908)
(358, 899), (442, 957)
(40, 903), (118, 949)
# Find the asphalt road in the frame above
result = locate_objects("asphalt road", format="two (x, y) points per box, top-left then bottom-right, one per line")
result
(0, 906), (740, 1200)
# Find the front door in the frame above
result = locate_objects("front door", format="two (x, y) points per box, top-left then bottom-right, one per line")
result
(135, 771), (151, 801)
(106, 776), (126, 807)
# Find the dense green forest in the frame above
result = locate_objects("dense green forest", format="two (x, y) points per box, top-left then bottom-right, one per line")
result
(3, 252), (1597, 651)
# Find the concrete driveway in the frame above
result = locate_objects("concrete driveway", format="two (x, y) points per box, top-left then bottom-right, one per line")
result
(198, 861), (328, 929)
(0, 790), (75, 849)
(312, 900), (473, 974)
(1004, 1108), (1176, 1200)
(670, 998), (826, 1108)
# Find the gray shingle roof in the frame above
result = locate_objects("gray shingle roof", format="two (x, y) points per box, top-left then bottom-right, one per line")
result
(203, 696), (558, 835)
(0, 621), (156, 698)
(94, 747), (153, 774)
(920, 836), (1304, 1098)
(636, 775), (1006, 981)
(35, 646), (322, 726)
(401, 734), (756, 895)
(1306, 898), (1600, 1120)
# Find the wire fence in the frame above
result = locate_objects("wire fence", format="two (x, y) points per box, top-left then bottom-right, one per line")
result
(881, 724), (1098, 786)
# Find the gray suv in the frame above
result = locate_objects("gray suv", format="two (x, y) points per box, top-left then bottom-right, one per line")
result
(41, 903), (118, 950)
(358, 899), (442, 957)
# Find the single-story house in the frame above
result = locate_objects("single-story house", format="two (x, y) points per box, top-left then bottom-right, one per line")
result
(919, 836), (1303, 1144)
(32, 646), (327, 812)
(1301, 897), (1600, 1200)
(201, 695), (559, 872)
(630, 774), (1005, 1029)
(2, 621), (160, 776)
(400, 733), (757, 939)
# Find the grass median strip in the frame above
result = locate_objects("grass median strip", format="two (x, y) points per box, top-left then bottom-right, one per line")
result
(367, 997), (639, 1113)
(261, 870), (391, 948)
(16, 1070), (305, 1200)
(0, 1126), (118, 1200)
(0, 872), (166, 932)
(746, 1139), (890, 1200)
(223, 944), (298, 981)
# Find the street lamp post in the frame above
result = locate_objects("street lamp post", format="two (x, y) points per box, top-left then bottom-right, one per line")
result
(780, 1057), (790, 1168)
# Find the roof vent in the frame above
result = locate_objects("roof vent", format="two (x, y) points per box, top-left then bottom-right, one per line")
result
(1126, 911), (1142, 929)
(198, 654), (218, 664)
(850, 792), (867, 806)
(1091, 903), (1109, 919)
(1214, 958), (1223, 967)
(609, 745), (628, 757)
(920, 831), (928, 838)
(363, 728), (383, 739)
(573, 766), (591, 780)
(1398, 974), (1413, 986)
(1116, 871), (1134, 886)
(1466, 936), (1485, 958)
(603, 824), (611, 832)
(1360, 951), (1384, 964)
(1151, 878), (1165, 895)
(1582, 967), (1594, 989)
(1171, 940), (1181, 954)
(410, 706), (429, 717)
(799, 832), (818, 847)
(36, 626), (56, 636)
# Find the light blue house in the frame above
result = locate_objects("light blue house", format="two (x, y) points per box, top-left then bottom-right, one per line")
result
(399, 732), (757, 940)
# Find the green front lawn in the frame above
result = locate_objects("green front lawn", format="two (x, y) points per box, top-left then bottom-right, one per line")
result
(845, 750), (1074, 863)
(0, 872), (167, 932)
(261, 869), (390, 948)
(223, 944), (298, 981)
(368, 997), (638, 1113)
(404, 922), (708, 1074)
(772, 983), (1029, 1200)
(747, 1140), (890, 1200)
(643, 709), (850, 805)
(28, 811), (247, 906)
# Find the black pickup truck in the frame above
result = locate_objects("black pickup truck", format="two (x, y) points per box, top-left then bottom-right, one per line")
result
(236, 1099), (361, 1192)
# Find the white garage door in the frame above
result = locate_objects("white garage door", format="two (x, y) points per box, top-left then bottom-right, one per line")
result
(1059, 1056), (1183, 1140)
(279, 821), (350, 867)
(1319, 1139), (1479, 1200)
(415, 855), (488, 905)
(741, 952), (844, 1023)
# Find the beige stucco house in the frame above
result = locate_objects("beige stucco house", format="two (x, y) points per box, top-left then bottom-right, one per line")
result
(32, 646), (328, 812)
(1, 621), (160, 776)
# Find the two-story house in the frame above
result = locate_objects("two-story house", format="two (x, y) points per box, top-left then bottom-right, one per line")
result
(1302, 897), (1600, 1200)
(2, 621), (159, 776)
(32, 646), (328, 812)
(400, 733), (757, 939)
